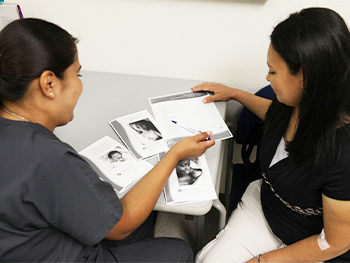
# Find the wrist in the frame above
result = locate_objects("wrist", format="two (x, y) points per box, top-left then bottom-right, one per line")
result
(257, 254), (263, 263)
(167, 144), (182, 163)
(231, 87), (243, 101)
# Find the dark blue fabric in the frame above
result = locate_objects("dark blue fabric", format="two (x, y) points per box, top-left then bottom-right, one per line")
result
(229, 85), (274, 214)
(235, 85), (274, 144)
(99, 212), (193, 262)
(0, 117), (123, 262)
(0, 117), (193, 262)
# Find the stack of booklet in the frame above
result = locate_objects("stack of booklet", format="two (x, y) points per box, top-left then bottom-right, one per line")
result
(80, 90), (232, 205)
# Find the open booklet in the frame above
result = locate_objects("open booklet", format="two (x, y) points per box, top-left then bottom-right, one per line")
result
(159, 152), (217, 205)
(109, 110), (168, 160)
(79, 135), (153, 195)
(149, 90), (232, 147)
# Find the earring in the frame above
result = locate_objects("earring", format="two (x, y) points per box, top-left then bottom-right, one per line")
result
(50, 92), (54, 97)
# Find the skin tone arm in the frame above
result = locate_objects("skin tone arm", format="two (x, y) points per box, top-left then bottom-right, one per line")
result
(105, 132), (215, 240)
(192, 82), (272, 120)
(245, 195), (350, 263)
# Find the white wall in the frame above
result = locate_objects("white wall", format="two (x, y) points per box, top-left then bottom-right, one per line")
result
(9, 0), (350, 85)
(6, 0), (349, 193)
(7, 0), (350, 121)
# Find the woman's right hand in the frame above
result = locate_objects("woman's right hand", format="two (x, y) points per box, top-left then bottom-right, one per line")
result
(170, 132), (215, 161)
(191, 82), (238, 103)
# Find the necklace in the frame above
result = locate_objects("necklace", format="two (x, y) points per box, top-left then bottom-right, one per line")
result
(2, 107), (29, 122)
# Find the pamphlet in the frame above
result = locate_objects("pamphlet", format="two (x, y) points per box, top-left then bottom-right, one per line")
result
(159, 152), (217, 205)
(109, 110), (169, 160)
(79, 135), (153, 194)
(149, 91), (232, 147)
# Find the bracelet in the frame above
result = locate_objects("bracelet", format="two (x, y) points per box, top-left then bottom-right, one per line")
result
(257, 254), (263, 263)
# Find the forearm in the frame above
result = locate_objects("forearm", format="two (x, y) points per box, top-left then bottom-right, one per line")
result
(105, 132), (215, 240)
(106, 148), (180, 240)
(122, 149), (179, 223)
(250, 235), (348, 263)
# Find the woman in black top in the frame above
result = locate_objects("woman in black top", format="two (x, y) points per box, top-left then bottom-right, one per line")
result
(193, 7), (350, 263)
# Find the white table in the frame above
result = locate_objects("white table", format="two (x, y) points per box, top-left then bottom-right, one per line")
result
(54, 71), (228, 250)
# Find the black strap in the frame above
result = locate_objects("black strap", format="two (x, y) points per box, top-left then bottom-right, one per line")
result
(241, 121), (263, 167)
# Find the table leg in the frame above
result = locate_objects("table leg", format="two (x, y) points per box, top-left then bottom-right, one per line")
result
(196, 215), (205, 252)
(213, 199), (227, 231)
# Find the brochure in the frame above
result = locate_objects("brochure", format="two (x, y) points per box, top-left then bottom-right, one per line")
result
(159, 152), (218, 205)
(149, 91), (232, 147)
(79, 135), (153, 194)
(109, 110), (169, 160)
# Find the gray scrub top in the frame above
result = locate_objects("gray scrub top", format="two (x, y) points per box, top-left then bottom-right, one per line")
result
(0, 117), (123, 262)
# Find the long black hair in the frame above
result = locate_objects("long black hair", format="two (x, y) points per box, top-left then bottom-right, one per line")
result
(0, 18), (78, 105)
(265, 8), (350, 167)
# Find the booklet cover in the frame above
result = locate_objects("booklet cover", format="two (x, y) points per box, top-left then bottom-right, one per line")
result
(79, 135), (153, 194)
(159, 152), (218, 205)
(109, 110), (169, 160)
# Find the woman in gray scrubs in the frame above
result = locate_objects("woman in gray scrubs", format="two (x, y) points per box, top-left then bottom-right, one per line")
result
(0, 18), (214, 262)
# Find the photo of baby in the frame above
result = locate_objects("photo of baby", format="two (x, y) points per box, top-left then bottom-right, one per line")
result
(97, 146), (132, 171)
(129, 118), (163, 145)
(175, 158), (203, 186)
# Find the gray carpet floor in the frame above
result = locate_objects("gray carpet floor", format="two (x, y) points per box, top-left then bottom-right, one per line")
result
(154, 199), (222, 254)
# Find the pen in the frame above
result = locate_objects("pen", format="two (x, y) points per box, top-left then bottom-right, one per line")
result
(171, 120), (211, 140)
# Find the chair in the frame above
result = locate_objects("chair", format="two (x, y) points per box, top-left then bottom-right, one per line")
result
(224, 85), (275, 216)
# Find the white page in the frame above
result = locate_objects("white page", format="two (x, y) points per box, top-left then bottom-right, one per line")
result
(149, 91), (232, 147)
(109, 110), (169, 160)
(0, 4), (21, 31)
(79, 135), (153, 194)
(160, 153), (217, 205)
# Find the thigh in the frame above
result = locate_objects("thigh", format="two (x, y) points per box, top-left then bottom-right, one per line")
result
(197, 180), (284, 263)
(105, 237), (193, 263)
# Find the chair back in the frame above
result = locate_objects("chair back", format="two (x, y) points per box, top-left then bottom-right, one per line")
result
(235, 84), (275, 144)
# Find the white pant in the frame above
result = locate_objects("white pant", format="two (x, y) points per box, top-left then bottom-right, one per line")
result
(196, 179), (285, 263)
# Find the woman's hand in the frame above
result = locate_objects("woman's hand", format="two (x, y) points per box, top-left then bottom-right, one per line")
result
(193, 82), (272, 120)
(191, 82), (238, 103)
(170, 132), (215, 161)
(107, 132), (214, 240)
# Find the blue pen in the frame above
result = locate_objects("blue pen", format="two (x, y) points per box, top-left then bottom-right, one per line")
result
(171, 120), (211, 140)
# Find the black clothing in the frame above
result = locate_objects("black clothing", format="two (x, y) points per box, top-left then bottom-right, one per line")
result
(259, 125), (350, 262)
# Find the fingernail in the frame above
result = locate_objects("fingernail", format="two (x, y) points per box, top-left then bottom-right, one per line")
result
(203, 99), (207, 103)
(207, 131), (212, 136)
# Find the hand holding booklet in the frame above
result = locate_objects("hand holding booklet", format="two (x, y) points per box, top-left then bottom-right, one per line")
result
(80, 90), (231, 205)
(149, 90), (232, 147)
